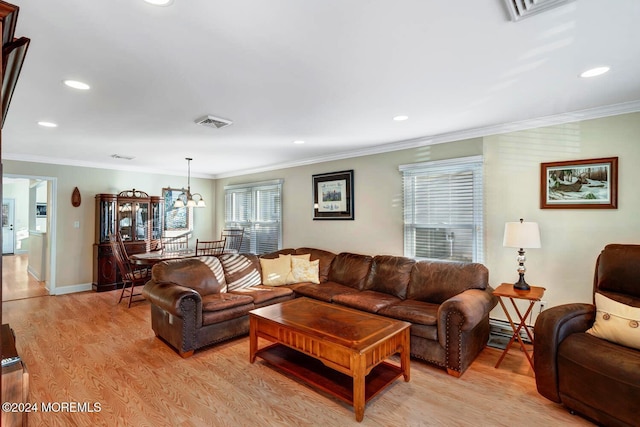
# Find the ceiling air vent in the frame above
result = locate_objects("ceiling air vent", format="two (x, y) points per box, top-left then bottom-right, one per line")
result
(111, 154), (135, 160)
(504, 0), (575, 21)
(195, 115), (233, 129)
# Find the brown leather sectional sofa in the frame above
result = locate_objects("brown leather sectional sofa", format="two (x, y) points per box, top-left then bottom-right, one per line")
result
(142, 247), (497, 377)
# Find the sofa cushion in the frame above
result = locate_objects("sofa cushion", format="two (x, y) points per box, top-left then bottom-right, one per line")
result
(332, 290), (401, 313)
(230, 285), (294, 305)
(201, 293), (254, 312)
(327, 252), (373, 290)
(293, 281), (359, 302)
(586, 292), (640, 350)
(365, 255), (415, 299)
(202, 304), (255, 325)
(259, 255), (293, 286)
(290, 258), (320, 284)
(410, 323), (438, 341)
(558, 332), (640, 423)
(152, 256), (226, 296)
(407, 260), (488, 304)
(219, 253), (262, 291)
(295, 248), (336, 283)
(378, 299), (438, 326)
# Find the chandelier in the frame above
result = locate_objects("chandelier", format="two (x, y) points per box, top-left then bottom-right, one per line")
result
(174, 157), (206, 208)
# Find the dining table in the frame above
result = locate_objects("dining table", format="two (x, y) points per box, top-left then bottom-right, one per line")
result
(129, 249), (196, 266)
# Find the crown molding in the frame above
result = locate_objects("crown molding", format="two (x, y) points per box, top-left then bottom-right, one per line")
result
(214, 100), (640, 178)
(5, 100), (640, 180)
(2, 153), (217, 179)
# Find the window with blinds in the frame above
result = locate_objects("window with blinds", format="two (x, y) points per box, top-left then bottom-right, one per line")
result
(400, 156), (484, 263)
(224, 179), (283, 255)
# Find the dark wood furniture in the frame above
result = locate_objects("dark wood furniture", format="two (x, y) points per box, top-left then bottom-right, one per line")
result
(2, 324), (29, 427)
(195, 238), (226, 256)
(249, 298), (411, 422)
(110, 234), (151, 308)
(92, 189), (162, 292)
(221, 228), (244, 253)
(129, 249), (195, 266)
(493, 282), (545, 371)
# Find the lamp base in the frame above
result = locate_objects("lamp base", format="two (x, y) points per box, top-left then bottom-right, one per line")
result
(513, 273), (530, 291)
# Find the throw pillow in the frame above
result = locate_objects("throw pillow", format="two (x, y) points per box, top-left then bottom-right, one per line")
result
(260, 254), (292, 286)
(586, 293), (640, 350)
(290, 258), (320, 284)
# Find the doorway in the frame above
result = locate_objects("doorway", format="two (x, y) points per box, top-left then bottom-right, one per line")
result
(2, 175), (57, 301)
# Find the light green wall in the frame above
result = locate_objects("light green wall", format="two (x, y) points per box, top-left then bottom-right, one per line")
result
(215, 138), (483, 256)
(216, 112), (640, 321)
(485, 112), (640, 313)
(4, 111), (640, 318)
(3, 162), (216, 290)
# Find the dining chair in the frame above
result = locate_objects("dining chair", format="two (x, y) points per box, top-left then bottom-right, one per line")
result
(110, 234), (151, 307)
(161, 234), (189, 252)
(221, 228), (244, 254)
(195, 238), (226, 256)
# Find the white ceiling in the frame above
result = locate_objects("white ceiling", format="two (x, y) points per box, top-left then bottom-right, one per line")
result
(4, 0), (640, 178)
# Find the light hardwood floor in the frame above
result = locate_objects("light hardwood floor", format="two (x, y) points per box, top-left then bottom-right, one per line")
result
(1, 292), (594, 427)
(2, 254), (48, 302)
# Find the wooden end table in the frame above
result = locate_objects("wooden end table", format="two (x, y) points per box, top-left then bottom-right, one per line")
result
(493, 282), (545, 371)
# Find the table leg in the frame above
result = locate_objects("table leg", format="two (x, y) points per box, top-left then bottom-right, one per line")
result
(495, 297), (537, 371)
(249, 316), (257, 363)
(353, 357), (365, 422)
(400, 329), (411, 382)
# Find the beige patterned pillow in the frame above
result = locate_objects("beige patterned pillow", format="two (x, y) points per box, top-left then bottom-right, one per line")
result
(586, 293), (640, 350)
(290, 258), (320, 284)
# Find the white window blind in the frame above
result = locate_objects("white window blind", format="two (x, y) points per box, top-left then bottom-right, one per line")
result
(400, 156), (484, 263)
(224, 179), (283, 255)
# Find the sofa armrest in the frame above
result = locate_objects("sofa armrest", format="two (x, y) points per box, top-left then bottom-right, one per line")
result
(438, 288), (497, 339)
(533, 303), (595, 402)
(142, 280), (203, 325)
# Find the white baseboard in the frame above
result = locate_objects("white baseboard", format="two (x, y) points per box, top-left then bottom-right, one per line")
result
(53, 283), (93, 295)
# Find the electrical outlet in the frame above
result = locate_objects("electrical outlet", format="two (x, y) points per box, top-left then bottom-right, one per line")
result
(539, 300), (547, 312)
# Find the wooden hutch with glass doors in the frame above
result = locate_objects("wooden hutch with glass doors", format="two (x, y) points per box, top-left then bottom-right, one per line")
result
(92, 189), (163, 292)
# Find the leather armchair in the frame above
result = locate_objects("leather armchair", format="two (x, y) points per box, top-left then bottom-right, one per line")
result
(534, 244), (640, 427)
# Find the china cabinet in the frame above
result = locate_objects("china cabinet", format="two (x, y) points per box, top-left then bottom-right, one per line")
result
(92, 189), (163, 291)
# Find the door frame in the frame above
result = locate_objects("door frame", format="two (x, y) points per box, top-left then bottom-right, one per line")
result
(3, 173), (57, 295)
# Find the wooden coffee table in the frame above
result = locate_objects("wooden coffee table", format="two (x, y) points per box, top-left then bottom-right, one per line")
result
(249, 297), (411, 422)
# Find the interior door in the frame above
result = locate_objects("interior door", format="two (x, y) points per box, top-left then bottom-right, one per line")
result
(2, 198), (15, 254)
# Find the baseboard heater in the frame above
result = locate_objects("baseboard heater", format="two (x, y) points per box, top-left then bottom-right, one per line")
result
(487, 318), (533, 349)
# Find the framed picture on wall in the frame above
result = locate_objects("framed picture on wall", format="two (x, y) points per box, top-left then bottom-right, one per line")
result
(162, 188), (193, 233)
(540, 157), (618, 209)
(36, 202), (47, 217)
(312, 170), (354, 220)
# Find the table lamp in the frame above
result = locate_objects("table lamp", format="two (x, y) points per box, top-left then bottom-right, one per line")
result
(503, 218), (541, 291)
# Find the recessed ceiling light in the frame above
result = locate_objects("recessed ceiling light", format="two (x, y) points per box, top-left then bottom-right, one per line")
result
(38, 121), (58, 128)
(580, 67), (610, 78)
(293, 140), (305, 144)
(393, 115), (409, 121)
(144, 0), (174, 6)
(63, 80), (90, 90)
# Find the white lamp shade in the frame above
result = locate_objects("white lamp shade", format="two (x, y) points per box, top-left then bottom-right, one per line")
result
(503, 221), (541, 249)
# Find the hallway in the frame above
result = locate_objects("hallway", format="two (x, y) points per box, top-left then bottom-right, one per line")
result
(2, 253), (48, 301)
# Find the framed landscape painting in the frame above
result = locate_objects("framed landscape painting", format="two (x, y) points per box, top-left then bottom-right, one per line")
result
(312, 170), (354, 220)
(540, 157), (618, 209)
